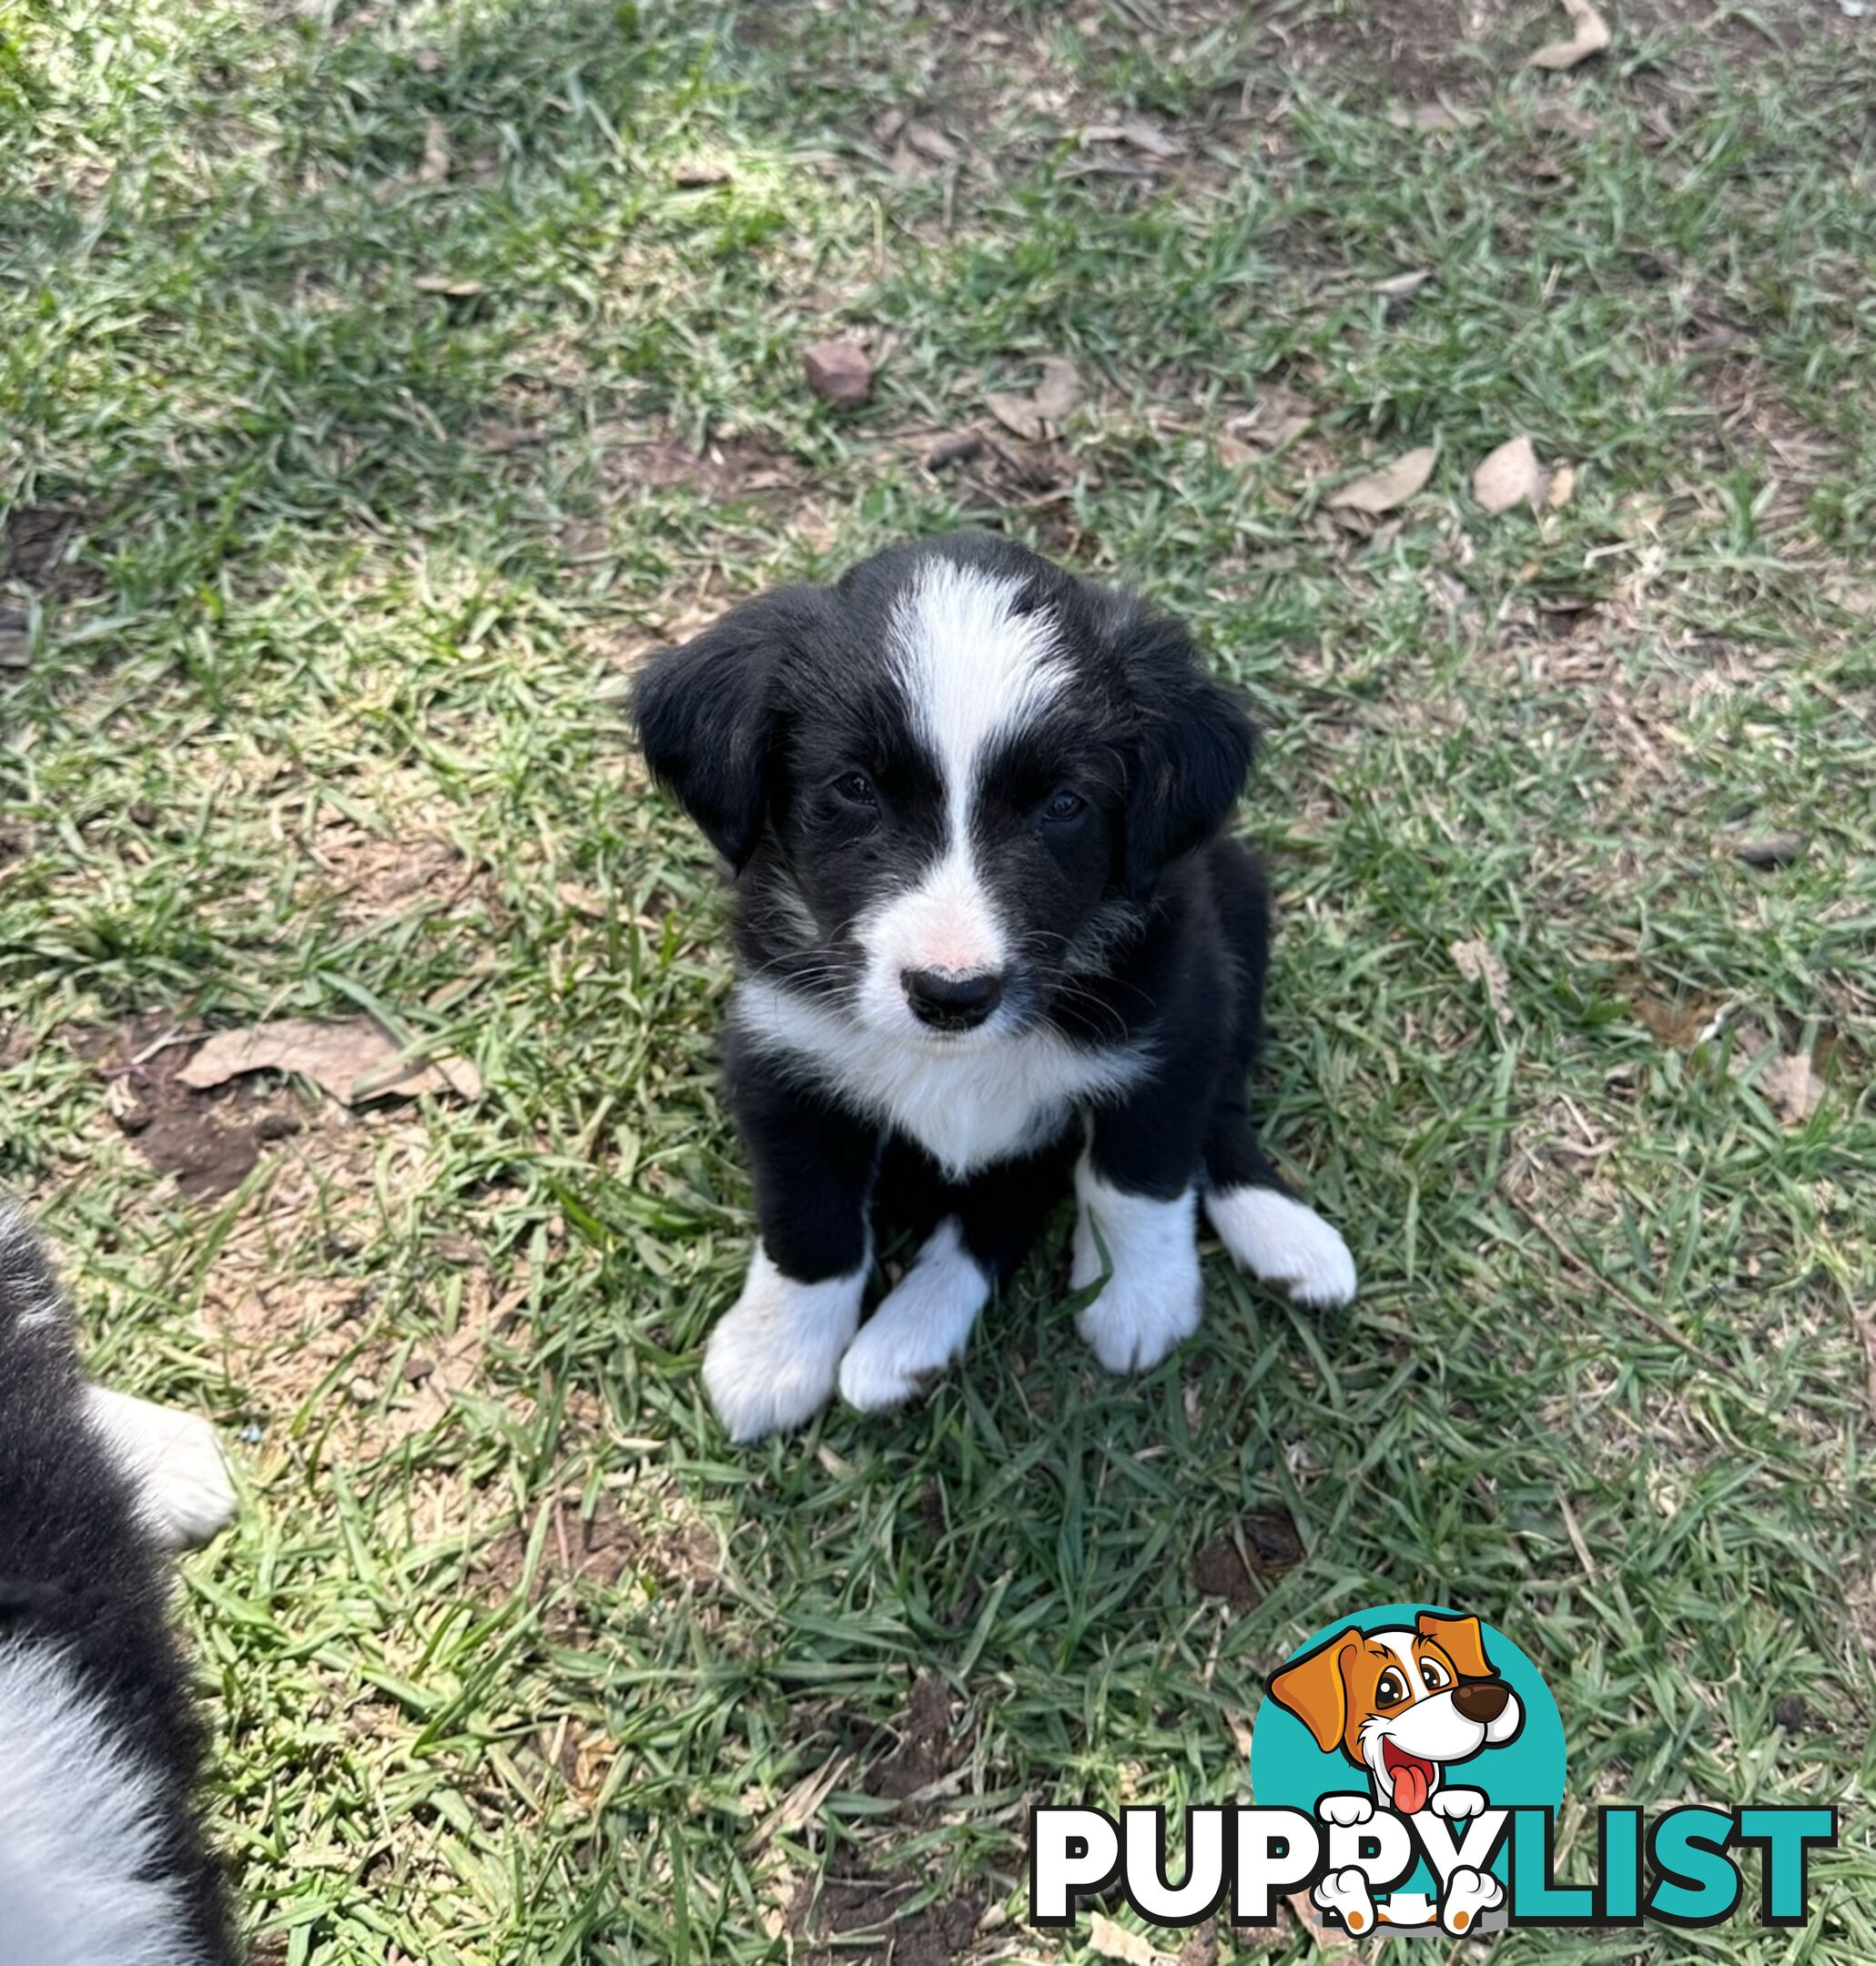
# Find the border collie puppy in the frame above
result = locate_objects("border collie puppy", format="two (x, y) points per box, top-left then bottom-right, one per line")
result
(0, 1196), (239, 1965)
(635, 531), (1355, 1442)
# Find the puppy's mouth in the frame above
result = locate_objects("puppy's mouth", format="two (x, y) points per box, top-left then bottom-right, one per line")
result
(1381, 1738), (1438, 1814)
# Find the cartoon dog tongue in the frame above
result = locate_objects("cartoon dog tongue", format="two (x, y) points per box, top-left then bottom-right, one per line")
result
(1388, 1752), (1433, 1814)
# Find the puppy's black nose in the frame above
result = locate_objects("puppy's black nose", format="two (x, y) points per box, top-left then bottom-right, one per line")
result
(903, 968), (1003, 1031)
(1453, 1680), (1510, 1724)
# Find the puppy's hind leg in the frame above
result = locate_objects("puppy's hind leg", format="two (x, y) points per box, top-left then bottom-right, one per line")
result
(1202, 1109), (1356, 1312)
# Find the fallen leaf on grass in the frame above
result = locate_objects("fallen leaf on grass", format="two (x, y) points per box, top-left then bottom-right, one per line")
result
(802, 339), (873, 407)
(1823, 577), (1876, 616)
(672, 161), (731, 188)
(177, 1018), (479, 1107)
(1389, 103), (1480, 133)
(903, 120), (961, 164)
(1547, 462), (1577, 509)
(1032, 355), (1082, 421)
(1754, 1050), (1826, 1127)
(1527, 0), (1611, 69)
(1326, 445), (1437, 515)
(1083, 118), (1186, 159)
(414, 275), (485, 298)
(419, 117), (451, 184)
(986, 391), (1045, 441)
(1450, 939), (1513, 1024)
(1089, 1910), (1176, 1966)
(1473, 435), (1549, 514)
(1373, 269), (1433, 298)
(746, 1753), (850, 1854)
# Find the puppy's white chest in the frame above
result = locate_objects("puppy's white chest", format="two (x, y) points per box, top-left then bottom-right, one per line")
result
(733, 986), (1145, 1180)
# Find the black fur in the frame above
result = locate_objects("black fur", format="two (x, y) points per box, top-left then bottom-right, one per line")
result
(634, 530), (1298, 1389)
(0, 1201), (238, 1963)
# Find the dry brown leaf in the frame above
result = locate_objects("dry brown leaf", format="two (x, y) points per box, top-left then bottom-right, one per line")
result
(1450, 939), (1512, 1025)
(1389, 103), (1480, 132)
(1088, 1911), (1175, 1966)
(1547, 462), (1577, 509)
(1119, 117), (1185, 158)
(419, 117), (451, 184)
(986, 391), (1046, 442)
(1473, 435), (1549, 514)
(1326, 445), (1437, 515)
(904, 120), (960, 164)
(1756, 1051), (1826, 1127)
(177, 1018), (477, 1106)
(1823, 576), (1876, 616)
(1374, 269), (1433, 298)
(746, 1753), (850, 1853)
(1032, 355), (1083, 421)
(414, 275), (484, 298)
(1527, 0), (1611, 69)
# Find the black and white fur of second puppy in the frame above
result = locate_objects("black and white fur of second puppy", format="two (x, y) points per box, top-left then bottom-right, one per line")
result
(0, 1197), (240, 1966)
(634, 530), (1355, 1442)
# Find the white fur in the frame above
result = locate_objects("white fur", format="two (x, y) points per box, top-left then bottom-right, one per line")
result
(1317, 1792), (1375, 1828)
(1356, 1673), (1523, 1809)
(0, 1199), (64, 1333)
(1439, 1866), (1504, 1936)
(838, 1219), (989, 1413)
(0, 1644), (198, 1966)
(84, 1386), (236, 1551)
(1430, 1786), (1487, 1820)
(703, 1245), (869, 1441)
(1313, 1866), (1377, 1936)
(733, 982), (1149, 1181)
(1070, 1157), (1202, 1372)
(852, 560), (1071, 1036)
(1202, 1184), (1356, 1309)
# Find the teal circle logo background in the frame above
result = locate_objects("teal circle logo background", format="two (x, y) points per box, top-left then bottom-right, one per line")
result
(1250, 1603), (1566, 1890)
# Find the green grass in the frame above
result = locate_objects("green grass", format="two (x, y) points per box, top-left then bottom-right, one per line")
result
(4, 1), (1874, 1961)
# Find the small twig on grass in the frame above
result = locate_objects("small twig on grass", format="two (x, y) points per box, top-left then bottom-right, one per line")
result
(1506, 1195), (1739, 1383)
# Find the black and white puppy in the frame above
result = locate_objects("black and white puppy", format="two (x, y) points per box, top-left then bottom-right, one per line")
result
(635, 531), (1355, 1441)
(0, 1197), (239, 1964)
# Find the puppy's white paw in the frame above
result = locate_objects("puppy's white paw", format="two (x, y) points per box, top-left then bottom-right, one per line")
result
(1430, 1786), (1487, 1821)
(84, 1386), (236, 1550)
(1070, 1168), (1202, 1373)
(1203, 1185), (1356, 1310)
(1317, 1792), (1377, 1829)
(1314, 1866), (1378, 1936)
(839, 1220), (988, 1414)
(1439, 1865), (1504, 1937)
(703, 1246), (867, 1443)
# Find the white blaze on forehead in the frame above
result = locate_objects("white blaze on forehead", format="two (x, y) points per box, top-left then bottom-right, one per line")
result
(1373, 1630), (1420, 1687)
(857, 559), (1070, 1016)
(888, 559), (1071, 803)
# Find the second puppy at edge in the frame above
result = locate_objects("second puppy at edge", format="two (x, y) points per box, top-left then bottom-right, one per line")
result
(634, 530), (1356, 1442)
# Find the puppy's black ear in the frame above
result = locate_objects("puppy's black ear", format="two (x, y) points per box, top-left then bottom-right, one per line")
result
(632, 586), (826, 869)
(1115, 604), (1256, 897)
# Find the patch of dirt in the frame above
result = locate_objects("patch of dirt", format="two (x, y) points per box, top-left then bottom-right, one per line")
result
(793, 1869), (984, 1966)
(476, 1491), (717, 1623)
(863, 1676), (955, 1801)
(298, 817), (482, 929)
(600, 431), (800, 499)
(1192, 1507), (1306, 1610)
(3, 504), (103, 601)
(1266, 0), (1526, 101)
(75, 1015), (304, 1200)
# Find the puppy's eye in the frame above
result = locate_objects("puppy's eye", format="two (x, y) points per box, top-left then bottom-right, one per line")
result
(1420, 1659), (1451, 1691)
(1042, 788), (1086, 822)
(1375, 1670), (1407, 1706)
(834, 771), (878, 808)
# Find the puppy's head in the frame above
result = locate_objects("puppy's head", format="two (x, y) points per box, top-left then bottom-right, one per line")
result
(1266, 1614), (1523, 1813)
(633, 532), (1253, 1045)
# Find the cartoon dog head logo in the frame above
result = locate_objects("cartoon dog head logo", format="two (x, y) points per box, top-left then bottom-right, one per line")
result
(1252, 1604), (1566, 1939)
(1267, 1611), (1524, 1817)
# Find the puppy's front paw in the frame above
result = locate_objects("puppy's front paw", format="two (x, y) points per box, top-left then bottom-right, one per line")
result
(703, 1248), (867, 1443)
(1313, 1866), (1377, 1936)
(1438, 1866), (1504, 1937)
(1070, 1242), (1195, 1368)
(1430, 1786), (1486, 1821)
(838, 1221), (988, 1414)
(84, 1386), (237, 1550)
(1202, 1186), (1357, 1310)
(1317, 1792), (1376, 1828)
